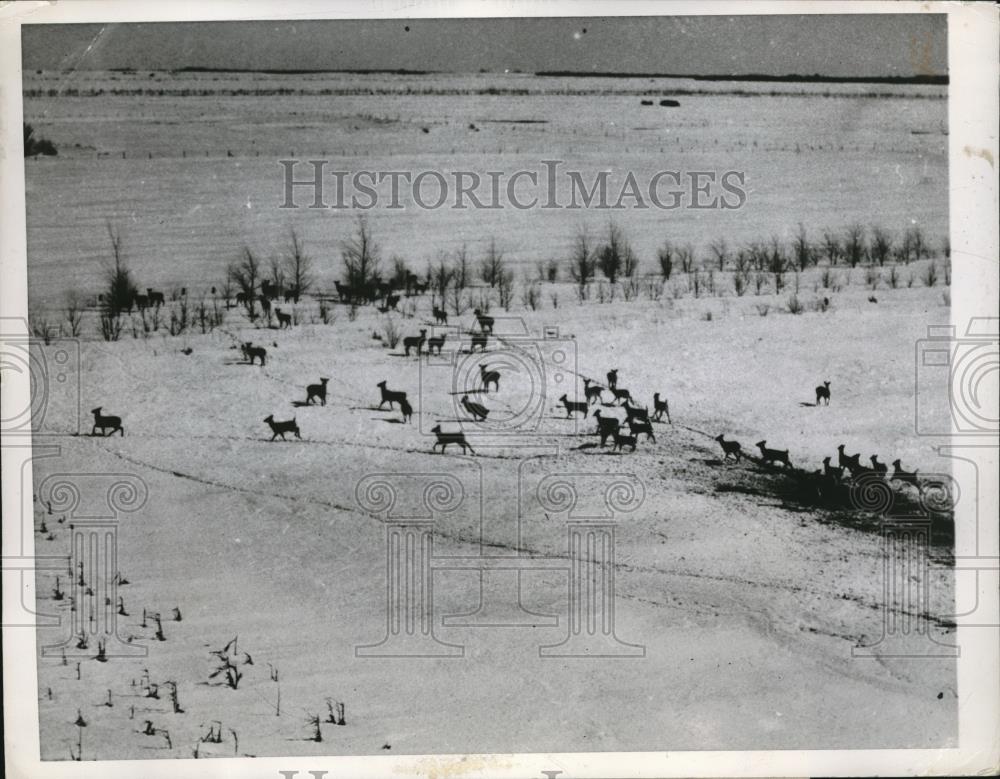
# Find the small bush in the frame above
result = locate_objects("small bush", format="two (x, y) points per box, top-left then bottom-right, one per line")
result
(755, 303), (770, 317)
(381, 316), (401, 348)
(786, 294), (803, 315)
(888, 265), (900, 289)
(922, 261), (938, 287)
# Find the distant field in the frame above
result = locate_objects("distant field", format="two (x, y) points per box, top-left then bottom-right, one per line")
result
(23, 70), (947, 307)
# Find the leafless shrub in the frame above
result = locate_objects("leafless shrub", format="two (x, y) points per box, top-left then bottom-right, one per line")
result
(480, 238), (505, 288)
(753, 271), (767, 295)
(319, 298), (335, 324)
(942, 289), (951, 305)
(62, 291), (84, 337)
(709, 238), (729, 270)
(521, 280), (540, 310)
(755, 303), (770, 317)
(864, 265), (880, 290)
(621, 276), (640, 301)
(30, 308), (56, 344)
(732, 271), (747, 296)
(786, 294), (804, 314)
(676, 244), (695, 274)
(888, 264), (900, 288)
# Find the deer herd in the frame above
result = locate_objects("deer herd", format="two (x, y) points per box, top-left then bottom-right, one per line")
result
(88, 299), (925, 501)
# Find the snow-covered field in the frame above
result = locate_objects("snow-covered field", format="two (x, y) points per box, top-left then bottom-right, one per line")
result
(24, 71), (956, 760)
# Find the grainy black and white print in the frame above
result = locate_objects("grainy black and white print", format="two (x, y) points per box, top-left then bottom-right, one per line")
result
(17, 10), (987, 765)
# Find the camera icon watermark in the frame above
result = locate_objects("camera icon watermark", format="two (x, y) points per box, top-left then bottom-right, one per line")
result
(418, 318), (578, 438)
(914, 317), (999, 437)
(0, 316), (81, 437)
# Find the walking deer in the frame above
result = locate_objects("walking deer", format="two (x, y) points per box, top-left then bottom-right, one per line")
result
(756, 440), (792, 469)
(264, 415), (300, 441)
(431, 425), (475, 454)
(91, 407), (124, 437)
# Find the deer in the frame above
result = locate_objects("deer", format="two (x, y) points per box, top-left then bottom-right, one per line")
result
(259, 295), (272, 317)
(470, 333), (488, 353)
(622, 400), (649, 423)
(460, 395), (489, 421)
(870, 455), (888, 475)
(305, 378), (329, 406)
(592, 410), (620, 447)
(652, 393), (671, 423)
(756, 440), (792, 469)
(559, 394), (588, 418)
(242, 342), (266, 366)
(610, 387), (634, 406)
(427, 333), (447, 356)
(473, 308), (494, 334)
(376, 381), (407, 410)
(91, 407), (124, 437)
(479, 364), (500, 392)
(431, 425), (475, 455)
(399, 397), (413, 424)
(582, 378), (604, 405)
(613, 431), (637, 452)
(606, 369), (618, 390)
(822, 457), (844, 481)
(432, 306), (448, 325)
(714, 435), (741, 462)
(628, 418), (655, 442)
(146, 288), (165, 307)
(403, 329), (426, 357)
(275, 308), (292, 328)
(890, 459), (919, 486)
(264, 415), (300, 441)
(837, 444), (861, 471)
(815, 380), (831, 406)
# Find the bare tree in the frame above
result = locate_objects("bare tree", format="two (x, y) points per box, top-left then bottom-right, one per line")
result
(656, 241), (674, 281)
(429, 255), (453, 304)
(869, 226), (892, 267)
(844, 224), (866, 268)
(709, 238), (729, 271)
(596, 221), (635, 284)
(283, 228), (314, 302)
(228, 247), (261, 320)
(567, 228), (596, 289)
(341, 216), (381, 298)
(792, 224), (812, 271)
(453, 244), (471, 291)
(480, 238), (505, 288)
(497, 268), (515, 311)
(103, 222), (137, 318)
(822, 229), (842, 266)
